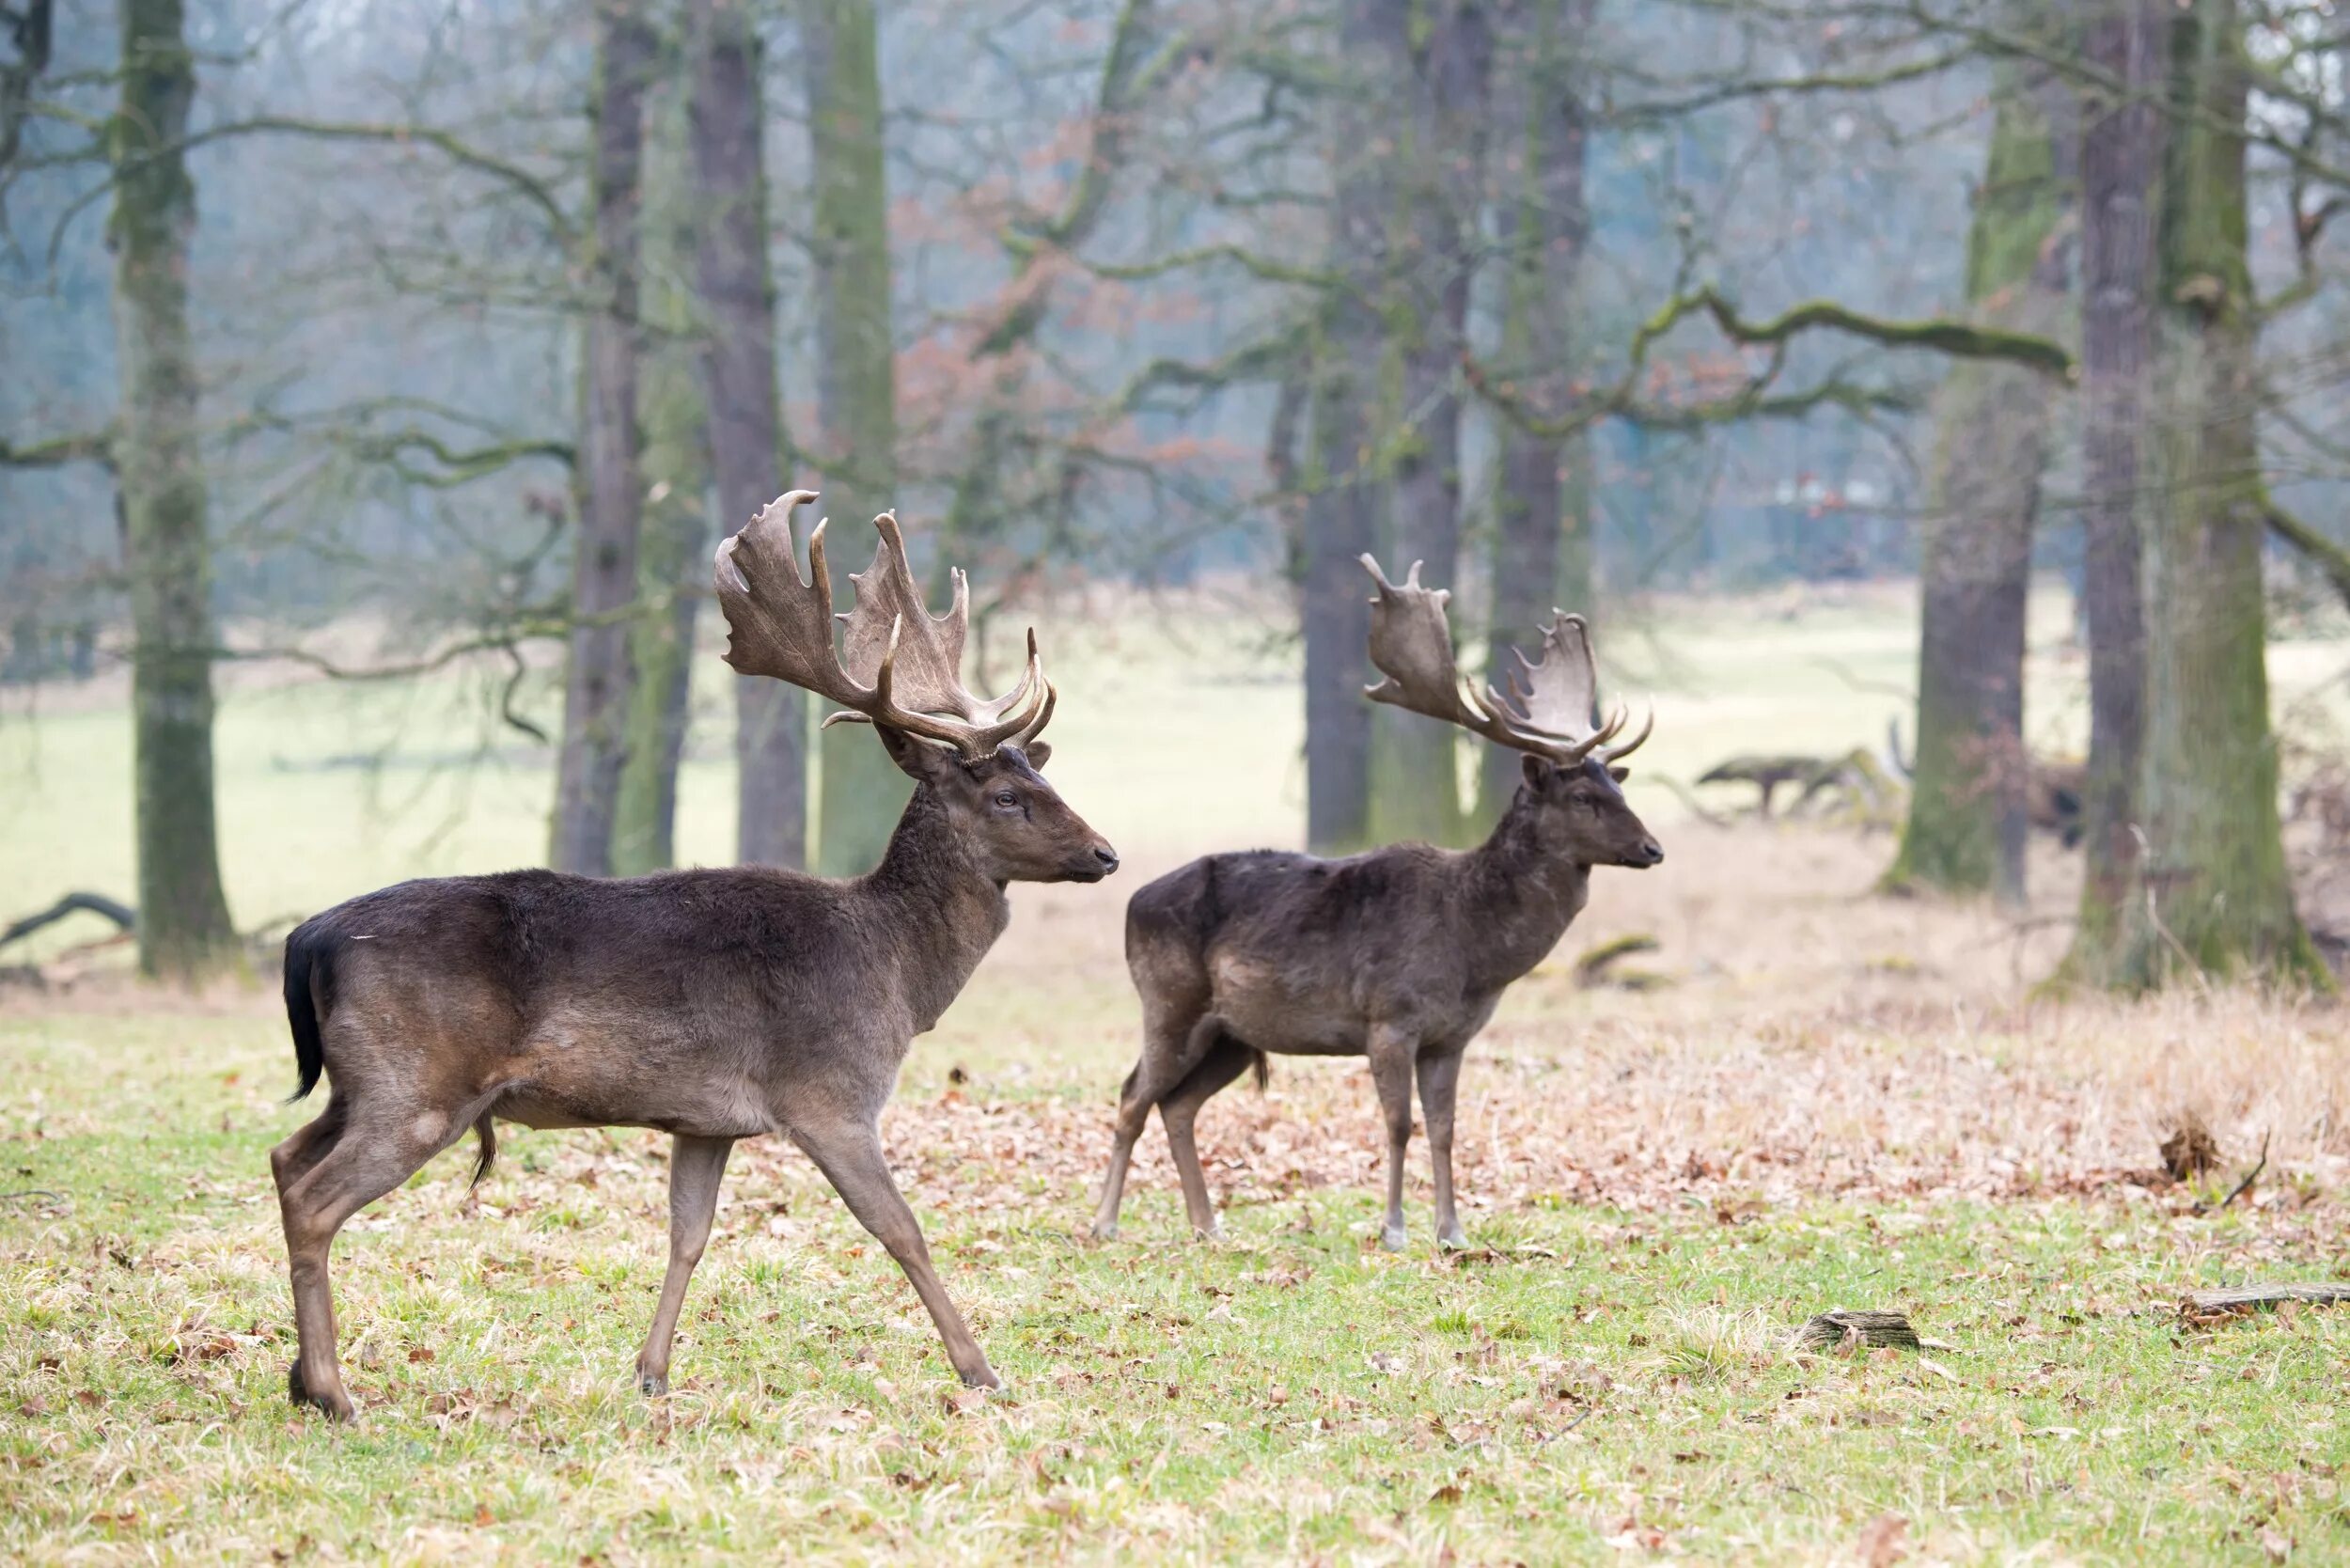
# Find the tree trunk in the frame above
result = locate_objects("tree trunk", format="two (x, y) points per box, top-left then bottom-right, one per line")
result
(1300, 0), (1393, 855)
(1302, 327), (1375, 854)
(1888, 63), (2071, 904)
(2112, 0), (2324, 986)
(689, 0), (803, 868)
(612, 63), (713, 879)
(111, 0), (238, 980)
(1364, 0), (1490, 849)
(551, 0), (655, 877)
(1483, 0), (1592, 823)
(803, 0), (906, 875)
(2063, 0), (2163, 976)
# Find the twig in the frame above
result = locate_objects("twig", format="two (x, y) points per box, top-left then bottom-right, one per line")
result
(2206, 1131), (2270, 1213)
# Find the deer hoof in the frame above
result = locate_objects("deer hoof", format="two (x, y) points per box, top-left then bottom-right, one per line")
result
(638, 1372), (668, 1398)
(1379, 1224), (1408, 1252)
(1438, 1225), (1470, 1250)
(287, 1361), (355, 1422)
(960, 1367), (1006, 1393)
(1089, 1219), (1119, 1242)
(1191, 1219), (1224, 1242)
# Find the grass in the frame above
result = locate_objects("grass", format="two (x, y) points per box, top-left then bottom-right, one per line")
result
(4, 578), (2350, 1561)
(3, 1003), (2347, 1563)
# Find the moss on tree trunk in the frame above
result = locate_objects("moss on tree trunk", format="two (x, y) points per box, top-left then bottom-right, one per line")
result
(1482, 0), (1593, 826)
(1888, 62), (2068, 904)
(611, 66), (712, 879)
(689, 0), (803, 868)
(551, 1), (655, 877)
(111, 0), (239, 980)
(803, 0), (907, 876)
(2106, 0), (2325, 987)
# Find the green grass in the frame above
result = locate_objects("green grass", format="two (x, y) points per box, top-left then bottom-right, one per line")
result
(3, 1011), (2347, 1564)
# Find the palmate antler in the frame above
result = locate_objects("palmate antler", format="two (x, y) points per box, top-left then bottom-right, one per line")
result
(1358, 555), (1652, 766)
(714, 490), (1054, 758)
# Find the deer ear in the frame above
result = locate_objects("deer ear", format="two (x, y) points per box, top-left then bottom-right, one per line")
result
(1608, 764), (1630, 783)
(1020, 740), (1053, 770)
(1521, 753), (1550, 791)
(874, 722), (962, 785)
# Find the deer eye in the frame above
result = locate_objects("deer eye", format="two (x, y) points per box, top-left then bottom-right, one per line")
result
(992, 789), (1019, 809)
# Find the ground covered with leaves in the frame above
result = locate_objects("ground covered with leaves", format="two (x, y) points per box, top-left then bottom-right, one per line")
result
(5, 828), (2350, 1563)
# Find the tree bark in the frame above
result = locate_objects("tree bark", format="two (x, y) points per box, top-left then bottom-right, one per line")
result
(1365, 0), (1491, 849)
(2112, 0), (2324, 986)
(612, 63), (713, 879)
(1300, 0), (1393, 855)
(111, 0), (238, 980)
(803, 0), (907, 876)
(551, 0), (655, 877)
(1888, 62), (2072, 904)
(1484, 0), (1593, 823)
(2063, 0), (2163, 976)
(689, 0), (803, 868)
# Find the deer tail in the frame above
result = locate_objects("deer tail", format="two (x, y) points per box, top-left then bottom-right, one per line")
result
(1249, 1046), (1269, 1092)
(281, 923), (333, 1103)
(468, 1111), (499, 1186)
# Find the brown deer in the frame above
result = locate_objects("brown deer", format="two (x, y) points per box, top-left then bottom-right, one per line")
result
(269, 491), (1117, 1419)
(1091, 556), (1659, 1250)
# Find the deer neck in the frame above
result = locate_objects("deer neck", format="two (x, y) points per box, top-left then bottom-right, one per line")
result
(861, 785), (1011, 1030)
(1457, 787), (1592, 993)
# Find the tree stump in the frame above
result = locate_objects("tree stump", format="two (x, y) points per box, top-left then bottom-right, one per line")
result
(1789, 1310), (1921, 1352)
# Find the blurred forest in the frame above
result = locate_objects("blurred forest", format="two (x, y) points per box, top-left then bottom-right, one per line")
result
(5, 0), (2350, 991)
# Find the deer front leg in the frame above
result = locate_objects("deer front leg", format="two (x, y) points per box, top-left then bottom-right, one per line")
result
(1367, 1027), (1419, 1251)
(635, 1134), (734, 1397)
(793, 1119), (1000, 1389)
(1416, 1047), (1469, 1249)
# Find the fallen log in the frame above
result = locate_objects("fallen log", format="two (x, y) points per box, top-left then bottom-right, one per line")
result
(2181, 1283), (2350, 1318)
(1789, 1309), (1920, 1352)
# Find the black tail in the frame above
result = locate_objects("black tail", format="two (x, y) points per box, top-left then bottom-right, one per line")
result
(469, 1111), (498, 1186)
(1250, 1048), (1269, 1092)
(281, 924), (333, 1102)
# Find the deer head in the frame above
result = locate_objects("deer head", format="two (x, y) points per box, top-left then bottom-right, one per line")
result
(716, 491), (1118, 884)
(1360, 555), (1662, 869)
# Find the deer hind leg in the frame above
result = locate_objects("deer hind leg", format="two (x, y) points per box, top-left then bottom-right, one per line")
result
(1415, 1047), (1470, 1249)
(274, 1095), (469, 1421)
(1367, 1027), (1419, 1251)
(793, 1118), (999, 1390)
(635, 1134), (734, 1396)
(1158, 1032), (1259, 1241)
(1090, 1011), (1218, 1240)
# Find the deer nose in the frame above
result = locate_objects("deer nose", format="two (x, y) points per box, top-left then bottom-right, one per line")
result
(1092, 844), (1120, 875)
(1640, 839), (1665, 865)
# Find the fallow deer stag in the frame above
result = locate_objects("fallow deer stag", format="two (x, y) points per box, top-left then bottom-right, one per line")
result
(270, 491), (1116, 1419)
(1091, 555), (1659, 1250)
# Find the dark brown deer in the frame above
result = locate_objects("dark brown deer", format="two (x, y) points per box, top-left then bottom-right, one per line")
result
(269, 491), (1117, 1419)
(1091, 556), (1659, 1250)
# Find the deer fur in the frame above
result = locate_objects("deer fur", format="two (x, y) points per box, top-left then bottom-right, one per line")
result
(1093, 557), (1660, 1250)
(270, 499), (1115, 1420)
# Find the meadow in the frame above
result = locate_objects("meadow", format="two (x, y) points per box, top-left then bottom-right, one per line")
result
(3, 581), (2349, 1563)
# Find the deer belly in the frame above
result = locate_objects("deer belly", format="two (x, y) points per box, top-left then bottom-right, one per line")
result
(1210, 956), (1362, 1056)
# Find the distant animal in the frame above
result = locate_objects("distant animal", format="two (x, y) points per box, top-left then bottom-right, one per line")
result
(1887, 719), (2085, 847)
(269, 492), (1117, 1419)
(1091, 556), (1661, 1250)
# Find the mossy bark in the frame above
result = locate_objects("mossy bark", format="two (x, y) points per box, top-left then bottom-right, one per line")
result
(110, 0), (239, 980)
(1482, 0), (1593, 825)
(802, 0), (906, 875)
(688, 0), (803, 867)
(551, 0), (655, 877)
(2106, 0), (2325, 988)
(1888, 62), (2070, 904)
(1363, 0), (1489, 851)
(611, 65), (713, 879)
